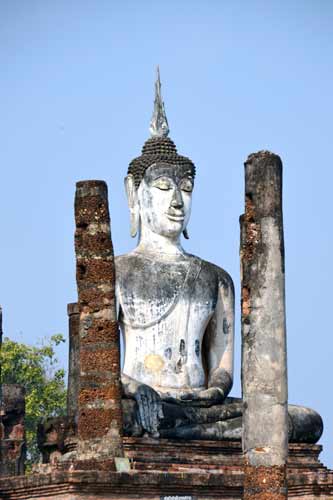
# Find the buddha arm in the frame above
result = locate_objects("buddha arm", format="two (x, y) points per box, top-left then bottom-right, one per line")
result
(203, 272), (235, 399)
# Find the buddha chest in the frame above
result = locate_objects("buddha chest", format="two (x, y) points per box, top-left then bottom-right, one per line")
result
(116, 253), (219, 389)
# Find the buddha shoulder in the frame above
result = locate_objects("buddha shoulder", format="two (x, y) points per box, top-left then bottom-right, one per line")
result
(194, 256), (234, 297)
(115, 252), (234, 297)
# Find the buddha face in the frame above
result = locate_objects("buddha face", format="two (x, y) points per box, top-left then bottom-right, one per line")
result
(137, 163), (194, 239)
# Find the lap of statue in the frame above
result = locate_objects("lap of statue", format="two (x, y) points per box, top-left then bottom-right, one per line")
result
(122, 397), (323, 444)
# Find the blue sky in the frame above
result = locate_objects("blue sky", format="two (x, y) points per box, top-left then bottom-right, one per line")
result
(1, 1), (332, 466)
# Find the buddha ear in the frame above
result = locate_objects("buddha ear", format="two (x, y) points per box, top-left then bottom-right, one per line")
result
(183, 228), (190, 240)
(124, 175), (140, 238)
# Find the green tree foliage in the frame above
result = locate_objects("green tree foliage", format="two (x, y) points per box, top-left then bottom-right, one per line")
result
(0, 334), (67, 467)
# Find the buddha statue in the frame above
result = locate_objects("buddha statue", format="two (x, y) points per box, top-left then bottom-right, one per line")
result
(115, 70), (323, 443)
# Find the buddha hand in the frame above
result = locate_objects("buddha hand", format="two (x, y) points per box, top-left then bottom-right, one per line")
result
(180, 387), (225, 403)
(134, 384), (164, 437)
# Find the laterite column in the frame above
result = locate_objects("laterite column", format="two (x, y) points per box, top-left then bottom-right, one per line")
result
(240, 152), (288, 499)
(0, 306), (4, 474)
(0, 307), (26, 477)
(0, 305), (3, 418)
(67, 302), (79, 418)
(74, 180), (123, 469)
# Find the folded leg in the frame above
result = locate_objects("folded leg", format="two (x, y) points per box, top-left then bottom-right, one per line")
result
(122, 398), (323, 444)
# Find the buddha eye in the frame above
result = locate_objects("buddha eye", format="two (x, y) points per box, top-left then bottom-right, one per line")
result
(179, 178), (193, 193)
(152, 177), (172, 190)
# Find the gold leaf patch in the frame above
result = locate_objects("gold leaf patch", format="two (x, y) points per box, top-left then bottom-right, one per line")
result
(144, 354), (165, 373)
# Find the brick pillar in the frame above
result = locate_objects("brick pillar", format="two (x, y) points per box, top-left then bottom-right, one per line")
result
(240, 151), (288, 499)
(74, 180), (123, 469)
(0, 308), (26, 477)
(0, 305), (5, 474)
(0, 305), (3, 430)
(67, 302), (80, 419)
(0, 385), (25, 477)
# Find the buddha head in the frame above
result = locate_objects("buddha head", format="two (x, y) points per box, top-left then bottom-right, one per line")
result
(125, 69), (196, 240)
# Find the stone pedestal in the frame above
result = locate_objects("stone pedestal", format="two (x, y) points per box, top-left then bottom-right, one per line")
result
(2, 438), (332, 499)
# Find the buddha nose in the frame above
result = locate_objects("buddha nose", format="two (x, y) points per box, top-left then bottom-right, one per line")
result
(170, 188), (184, 209)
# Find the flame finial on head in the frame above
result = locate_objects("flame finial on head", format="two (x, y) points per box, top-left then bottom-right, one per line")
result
(128, 68), (195, 189)
(149, 67), (170, 138)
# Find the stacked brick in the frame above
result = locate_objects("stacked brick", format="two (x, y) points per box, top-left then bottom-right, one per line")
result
(0, 307), (26, 477)
(66, 302), (80, 418)
(74, 180), (123, 469)
(0, 385), (25, 477)
(36, 303), (79, 467)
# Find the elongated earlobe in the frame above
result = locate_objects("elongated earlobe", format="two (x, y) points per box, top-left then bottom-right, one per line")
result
(129, 208), (139, 238)
(183, 228), (190, 240)
(125, 175), (140, 238)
